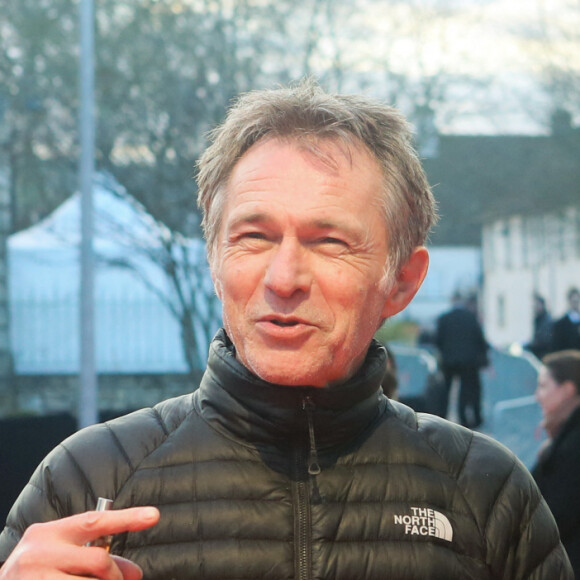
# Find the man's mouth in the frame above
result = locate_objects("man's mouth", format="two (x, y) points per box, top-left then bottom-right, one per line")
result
(270, 319), (299, 327)
(256, 316), (315, 338)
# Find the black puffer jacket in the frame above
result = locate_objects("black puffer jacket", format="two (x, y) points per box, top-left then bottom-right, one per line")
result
(0, 330), (573, 579)
(532, 406), (580, 577)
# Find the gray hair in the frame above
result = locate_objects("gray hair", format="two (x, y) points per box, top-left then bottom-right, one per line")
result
(196, 77), (437, 273)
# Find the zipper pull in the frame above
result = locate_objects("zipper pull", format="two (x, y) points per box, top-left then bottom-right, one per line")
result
(303, 396), (321, 475)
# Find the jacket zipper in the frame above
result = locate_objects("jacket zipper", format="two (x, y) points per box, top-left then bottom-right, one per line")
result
(295, 477), (312, 580)
(303, 396), (321, 475)
(294, 396), (321, 580)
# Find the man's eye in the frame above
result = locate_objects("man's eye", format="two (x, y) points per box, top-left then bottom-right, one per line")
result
(315, 237), (350, 254)
(242, 232), (267, 240)
(320, 237), (346, 245)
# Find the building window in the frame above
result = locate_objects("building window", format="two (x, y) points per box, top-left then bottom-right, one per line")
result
(556, 211), (566, 261)
(535, 216), (545, 266)
(522, 217), (530, 268)
(497, 294), (506, 329)
(572, 208), (580, 258)
(502, 223), (512, 270)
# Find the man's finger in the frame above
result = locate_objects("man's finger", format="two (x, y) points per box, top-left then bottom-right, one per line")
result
(37, 506), (160, 546)
(111, 555), (144, 580)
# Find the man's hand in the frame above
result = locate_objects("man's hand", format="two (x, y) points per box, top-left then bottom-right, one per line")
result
(0, 506), (160, 579)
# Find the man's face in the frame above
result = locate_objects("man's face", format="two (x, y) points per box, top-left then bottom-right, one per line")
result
(570, 291), (580, 312)
(211, 138), (410, 387)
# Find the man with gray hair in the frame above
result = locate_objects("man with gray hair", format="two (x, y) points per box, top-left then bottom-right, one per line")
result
(0, 79), (572, 579)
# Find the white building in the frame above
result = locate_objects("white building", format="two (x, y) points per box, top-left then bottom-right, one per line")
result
(482, 206), (580, 348)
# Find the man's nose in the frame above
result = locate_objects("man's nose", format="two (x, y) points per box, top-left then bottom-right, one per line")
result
(264, 238), (311, 297)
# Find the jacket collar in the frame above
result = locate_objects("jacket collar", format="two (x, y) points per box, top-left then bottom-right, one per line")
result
(196, 328), (388, 450)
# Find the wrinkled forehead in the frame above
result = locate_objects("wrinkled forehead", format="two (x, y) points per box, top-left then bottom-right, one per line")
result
(206, 134), (391, 265)
(224, 135), (388, 222)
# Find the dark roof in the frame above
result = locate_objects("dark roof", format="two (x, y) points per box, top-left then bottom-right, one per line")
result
(423, 129), (580, 246)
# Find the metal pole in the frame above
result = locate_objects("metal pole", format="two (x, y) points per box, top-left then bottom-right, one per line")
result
(78, 0), (98, 428)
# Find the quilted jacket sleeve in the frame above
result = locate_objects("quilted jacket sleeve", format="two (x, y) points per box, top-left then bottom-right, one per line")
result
(0, 436), (93, 563)
(496, 462), (573, 579)
(0, 399), (188, 565)
(463, 432), (573, 579)
(413, 409), (573, 580)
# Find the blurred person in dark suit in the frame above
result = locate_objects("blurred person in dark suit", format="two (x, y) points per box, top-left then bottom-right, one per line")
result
(553, 288), (580, 352)
(525, 294), (554, 359)
(435, 291), (489, 428)
(533, 350), (580, 578)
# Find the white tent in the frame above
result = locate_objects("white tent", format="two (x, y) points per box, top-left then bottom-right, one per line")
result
(8, 174), (220, 374)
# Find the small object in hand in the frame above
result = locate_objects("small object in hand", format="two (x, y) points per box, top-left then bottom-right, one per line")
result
(85, 497), (114, 551)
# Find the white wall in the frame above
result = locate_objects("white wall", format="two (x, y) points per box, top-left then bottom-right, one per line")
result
(482, 207), (580, 347)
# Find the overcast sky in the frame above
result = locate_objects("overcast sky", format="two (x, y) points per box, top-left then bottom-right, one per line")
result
(331, 0), (579, 134)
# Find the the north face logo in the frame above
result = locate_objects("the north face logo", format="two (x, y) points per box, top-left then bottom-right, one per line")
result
(394, 507), (453, 542)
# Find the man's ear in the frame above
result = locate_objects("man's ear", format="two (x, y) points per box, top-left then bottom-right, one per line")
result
(381, 246), (429, 319)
